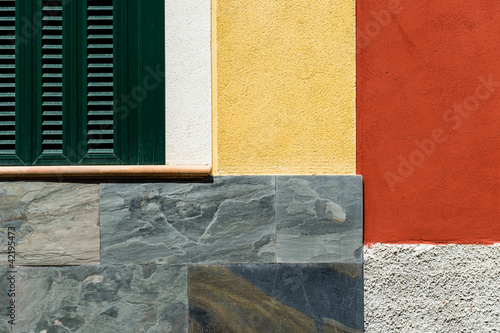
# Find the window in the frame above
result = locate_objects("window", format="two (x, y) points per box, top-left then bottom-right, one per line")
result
(0, 0), (165, 166)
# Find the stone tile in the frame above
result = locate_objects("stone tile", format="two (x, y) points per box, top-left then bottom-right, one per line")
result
(276, 176), (363, 263)
(17, 265), (187, 333)
(0, 266), (14, 332)
(100, 177), (275, 265)
(188, 263), (363, 333)
(0, 182), (100, 265)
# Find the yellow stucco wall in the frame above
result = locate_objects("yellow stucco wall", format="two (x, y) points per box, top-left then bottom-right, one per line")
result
(214, 0), (356, 175)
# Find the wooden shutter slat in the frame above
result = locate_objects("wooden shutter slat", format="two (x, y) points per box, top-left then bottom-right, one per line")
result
(88, 82), (112, 87)
(42, 92), (63, 97)
(43, 130), (62, 135)
(42, 54), (62, 59)
(88, 64), (112, 68)
(42, 120), (63, 125)
(42, 73), (62, 78)
(0, 0), (15, 156)
(88, 119), (113, 125)
(42, 111), (62, 116)
(41, 26), (61, 31)
(88, 110), (113, 116)
(88, 130), (112, 135)
(88, 25), (113, 29)
(88, 73), (112, 77)
(88, 35), (113, 40)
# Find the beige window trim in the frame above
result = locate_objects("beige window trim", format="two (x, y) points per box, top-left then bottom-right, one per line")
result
(0, 165), (211, 180)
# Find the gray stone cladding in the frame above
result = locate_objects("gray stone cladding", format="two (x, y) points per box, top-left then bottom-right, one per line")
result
(0, 176), (363, 332)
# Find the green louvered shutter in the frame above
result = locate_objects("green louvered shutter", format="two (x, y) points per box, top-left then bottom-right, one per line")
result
(37, 0), (66, 161)
(77, 0), (125, 164)
(85, 1), (114, 156)
(0, 0), (16, 158)
(0, 0), (165, 166)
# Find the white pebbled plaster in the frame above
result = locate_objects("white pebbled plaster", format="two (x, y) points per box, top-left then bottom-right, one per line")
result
(165, 0), (212, 165)
(364, 243), (500, 332)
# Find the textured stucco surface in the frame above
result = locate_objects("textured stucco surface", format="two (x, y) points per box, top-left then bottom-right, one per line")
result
(165, 0), (212, 165)
(364, 244), (500, 332)
(358, 0), (500, 243)
(215, 0), (356, 175)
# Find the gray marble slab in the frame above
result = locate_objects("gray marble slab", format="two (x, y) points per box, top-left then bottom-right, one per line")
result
(0, 182), (100, 265)
(16, 265), (187, 333)
(100, 177), (276, 265)
(276, 176), (363, 263)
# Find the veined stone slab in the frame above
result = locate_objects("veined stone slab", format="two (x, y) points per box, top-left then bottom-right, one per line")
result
(276, 176), (363, 263)
(188, 264), (363, 333)
(100, 177), (275, 265)
(0, 182), (100, 265)
(17, 265), (187, 333)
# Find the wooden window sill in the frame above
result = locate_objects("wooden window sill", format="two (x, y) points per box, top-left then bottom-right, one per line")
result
(0, 165), (211, 180)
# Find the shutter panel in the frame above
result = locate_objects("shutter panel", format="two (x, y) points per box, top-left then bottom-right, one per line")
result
(86, 0), (114, 156)
(0, 0), (165, 166)
(125, 0), (165, 165)
(0, 0), (15, 156)
(40, 0), (64, 156)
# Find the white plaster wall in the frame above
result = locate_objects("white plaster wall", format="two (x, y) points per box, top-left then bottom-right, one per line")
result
(364, 244), (500, 332)
(165, 0), (211, 165)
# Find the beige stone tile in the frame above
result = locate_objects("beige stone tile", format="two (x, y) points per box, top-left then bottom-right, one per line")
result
(0, 182), (100, 265)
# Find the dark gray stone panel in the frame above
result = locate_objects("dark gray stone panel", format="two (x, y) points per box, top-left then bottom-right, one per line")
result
(188, 263), (363, 333)
(276, 176), (363, 263)
(100, 177), (276, 265)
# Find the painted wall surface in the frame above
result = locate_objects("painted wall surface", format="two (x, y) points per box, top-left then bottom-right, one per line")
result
(215, 0), (356, 175)
(358, 0), (500, 243)
(165, 0), (212, 165)
(364, 244), (500, 332)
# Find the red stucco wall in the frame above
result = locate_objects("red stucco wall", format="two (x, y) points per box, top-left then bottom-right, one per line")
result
(357, 0), (500, 244)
